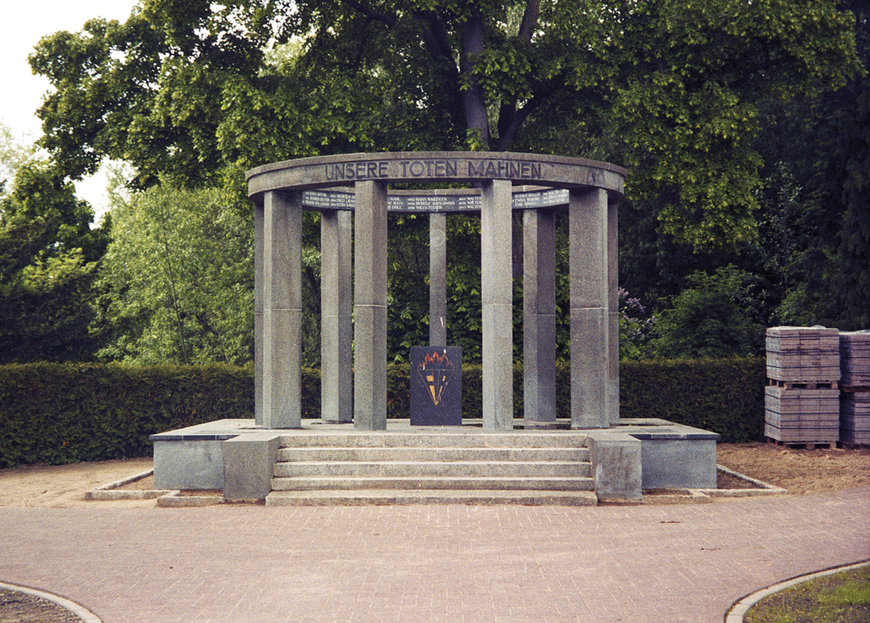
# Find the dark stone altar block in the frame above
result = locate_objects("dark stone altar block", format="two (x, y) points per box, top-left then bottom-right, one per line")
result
(410, 346), (462, 426)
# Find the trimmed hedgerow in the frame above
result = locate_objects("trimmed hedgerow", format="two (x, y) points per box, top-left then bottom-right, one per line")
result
(446, 358), (765, 443)
(0, 362), (256, 467)
(619, 357), (766, 443)
(0, 357), (765, 467)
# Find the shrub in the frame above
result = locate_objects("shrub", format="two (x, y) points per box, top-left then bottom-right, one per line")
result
(0, 357), (765, 467)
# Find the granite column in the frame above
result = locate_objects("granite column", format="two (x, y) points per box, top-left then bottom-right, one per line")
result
(261, 190), (302, 429)
(481, 180), (514, 431)
(523, 208), (557, 423)
(429, 213), (448, 346)
(321, 210), (353, 423)
(569, 188), (610, 429)
(353, 181), (388, 430)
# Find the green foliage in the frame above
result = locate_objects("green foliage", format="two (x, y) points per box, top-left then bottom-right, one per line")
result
(829, 72), (870, 328)
(95, 183), (254, 365)
(29, 0), (864, 253)
(620, 357), (767, 443)
(618, 288), (655, 360)
(0, 362), (255, 467)
(1, 357), (764, 467)
(0, 158), (110, 363)
(650, 265), (766, 359)
(746, 565), (870, 623)
(0, 124), (35, 198)
(394, 358), (764, 443)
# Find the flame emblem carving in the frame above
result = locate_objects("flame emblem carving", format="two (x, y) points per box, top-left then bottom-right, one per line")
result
(416, 350), (455, 406)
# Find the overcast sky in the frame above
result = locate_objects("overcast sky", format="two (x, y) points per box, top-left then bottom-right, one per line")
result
(1, 1), (139, 216)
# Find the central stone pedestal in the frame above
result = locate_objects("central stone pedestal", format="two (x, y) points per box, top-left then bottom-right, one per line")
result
(151, 418), (719, 504)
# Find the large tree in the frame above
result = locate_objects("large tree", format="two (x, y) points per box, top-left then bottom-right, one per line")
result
(30, 0), (862, 249)
(24, 0), (867, 362)
(0, 154), (110, 363)
(95, 183), (255, 365)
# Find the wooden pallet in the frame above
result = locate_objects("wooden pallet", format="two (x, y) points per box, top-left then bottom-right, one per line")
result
(767, 378), (839, 390)
(766, 437), (835, 450)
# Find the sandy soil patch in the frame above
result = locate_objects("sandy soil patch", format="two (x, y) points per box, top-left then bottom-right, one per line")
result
(717, 442), (870, 494)
(0, 458), (155, 508)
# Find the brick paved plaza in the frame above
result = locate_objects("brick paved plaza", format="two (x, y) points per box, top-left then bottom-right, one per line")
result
(1, 488), (868, 622)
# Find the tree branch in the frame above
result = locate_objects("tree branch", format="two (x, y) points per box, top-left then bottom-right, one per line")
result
(338, 0), (397, 28)
(460, 9), (491, 147)
(495, 73), (565, 151)
(415, 10), (457, 72)
(518, 0), (541, 43)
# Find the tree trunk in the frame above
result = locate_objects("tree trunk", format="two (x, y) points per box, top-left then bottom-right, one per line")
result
(460, 10), (490, 147)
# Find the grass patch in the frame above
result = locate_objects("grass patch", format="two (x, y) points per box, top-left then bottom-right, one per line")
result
(745, 564), (870, 623)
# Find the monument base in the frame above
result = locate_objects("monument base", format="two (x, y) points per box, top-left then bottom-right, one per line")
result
(151, 418), (719, 503)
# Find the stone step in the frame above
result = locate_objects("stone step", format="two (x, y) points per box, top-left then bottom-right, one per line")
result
(274, 460), (591, 478)
(270, 475), (595, 492)
(266, 489), (598, 506)
(277, 431), (589, 449)
(276, 446), (589, 463)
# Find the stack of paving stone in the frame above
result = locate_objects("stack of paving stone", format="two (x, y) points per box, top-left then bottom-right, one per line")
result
(840, 331), (870, 445)
(765, 326), (841, 444)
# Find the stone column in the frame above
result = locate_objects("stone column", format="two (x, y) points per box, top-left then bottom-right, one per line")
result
(481, 180), (514, 431)
(254, 202), (264, 426)
(261, 190), (302, 429)
(429, 212), (447, 346)
(523, 208), (557, 423)
(353, 181), (388, 431)
(569, 188), (610, 429)
(321, 210), (353, 423)
(608, 196), (620, 425)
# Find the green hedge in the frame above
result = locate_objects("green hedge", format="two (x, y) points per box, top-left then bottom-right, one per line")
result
(0, 363), (255, 467)
(619, 357), (766, 443)
(0, 357), (765, 467)
(437, 358), (766, 444)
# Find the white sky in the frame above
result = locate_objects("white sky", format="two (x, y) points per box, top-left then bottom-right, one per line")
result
(1, 1), (140, 219)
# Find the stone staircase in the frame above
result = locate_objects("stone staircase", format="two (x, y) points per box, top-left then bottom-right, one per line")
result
(265, 431), (597, 506)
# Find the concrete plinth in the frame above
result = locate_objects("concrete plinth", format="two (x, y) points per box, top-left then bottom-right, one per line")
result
(152, 417), (720, 503)
(223, 432), (282, 501)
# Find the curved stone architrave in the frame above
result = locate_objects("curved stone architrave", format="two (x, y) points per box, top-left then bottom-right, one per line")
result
(248, 152), (624, 200)
(247, 152), (626, 431)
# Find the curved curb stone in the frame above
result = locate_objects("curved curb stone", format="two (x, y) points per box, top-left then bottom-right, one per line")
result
(0, 581), (103, 623)
(85, 469), (177, 501)
(724, 560), (870, 622)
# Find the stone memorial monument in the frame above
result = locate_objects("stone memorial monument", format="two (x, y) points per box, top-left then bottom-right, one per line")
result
(245, 151), (625, 431)
(151, 151), (721, 505)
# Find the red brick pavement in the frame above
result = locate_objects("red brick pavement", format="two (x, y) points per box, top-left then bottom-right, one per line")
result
(1, 488), (868, 623)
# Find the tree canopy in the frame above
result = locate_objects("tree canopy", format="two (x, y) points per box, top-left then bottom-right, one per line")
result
(13, 0), (867, 364)
(0, 130), (110, 363)
(95, 183), (254, 365)
(30, 0), (863, 248)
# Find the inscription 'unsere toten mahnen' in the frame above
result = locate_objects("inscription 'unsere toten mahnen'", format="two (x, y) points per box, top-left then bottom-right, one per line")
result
(323, 158), (544, 181)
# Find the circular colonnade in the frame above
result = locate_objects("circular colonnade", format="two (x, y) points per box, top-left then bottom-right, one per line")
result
(247, 152), (626, 431)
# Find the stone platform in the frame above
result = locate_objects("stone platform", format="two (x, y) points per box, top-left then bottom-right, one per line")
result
(151, 418), (719, 504)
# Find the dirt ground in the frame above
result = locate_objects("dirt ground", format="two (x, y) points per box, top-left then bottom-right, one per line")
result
(0, 443), (868, 508)
(0, 457), (155, 508)
(716, 442), (870, 494)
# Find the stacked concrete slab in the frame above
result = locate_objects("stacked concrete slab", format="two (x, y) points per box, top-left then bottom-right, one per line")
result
(840, 331), (870, 445)
(765, 326), (840, 444)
